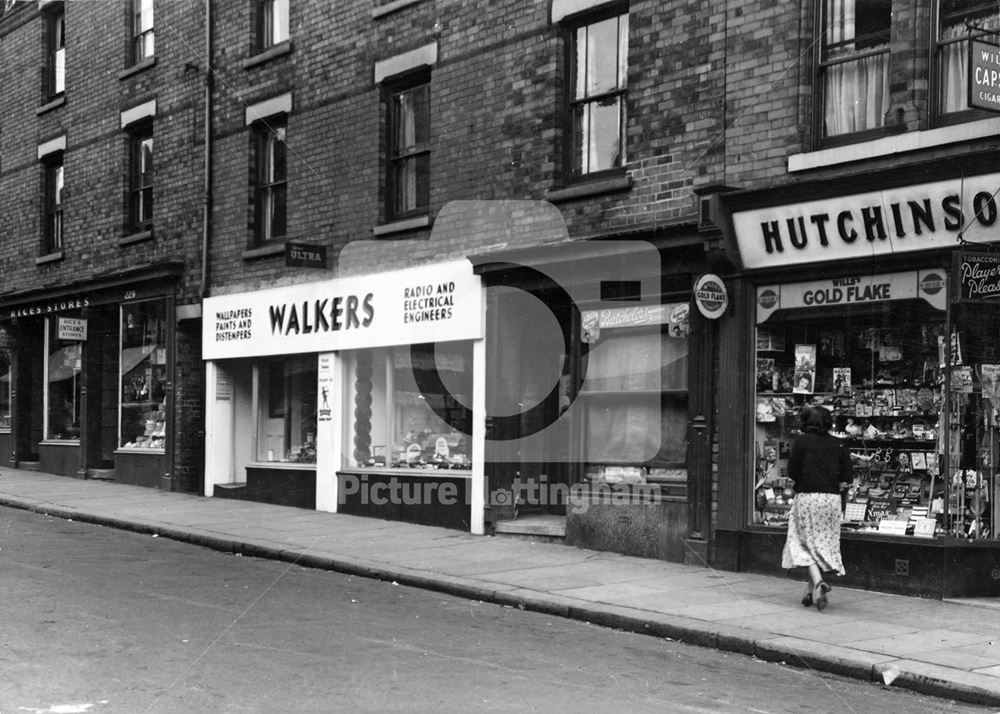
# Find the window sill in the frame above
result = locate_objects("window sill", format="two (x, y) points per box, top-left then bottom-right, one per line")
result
(116, 447), (166, 455)
(36, 95), (66, 116)
(36, 251), (64, 265)
(372, 214), (432, 236)
(243, 41), (293, 70)
(248, 462), (317, 470)
(120, 229), (153, 247)
(789, 115), (1000, 172)
(242, 241), (286, 260)
(40, 439), (80, 447)
(545, 174), (633, 203)
(118, 56), (157, 81)
(372, 0), (425, 19)
(339, 467), (473, 479)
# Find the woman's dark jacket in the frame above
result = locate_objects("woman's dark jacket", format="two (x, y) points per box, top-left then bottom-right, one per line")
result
(787, 432), (853, 494)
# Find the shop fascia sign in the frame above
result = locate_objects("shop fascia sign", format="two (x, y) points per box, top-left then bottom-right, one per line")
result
(969, 37), (1000, 113)
(202, 260), (483, 360)
(732, 172), (1000, 270)
(755, 269), (947, 323)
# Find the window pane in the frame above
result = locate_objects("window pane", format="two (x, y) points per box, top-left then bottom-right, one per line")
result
(938, 1), (1000, 114)
(820, 0), (890, 137)
(120, 300), (167, 450)
(584, 393), (688, 464)
(394, 87), (428, 153)
(271, 0), (289, 44)
(392, 154), (429, 215)
(0, 350), (10, 430)
(574, 97), (623, 174)
(583, 330), (688, 392)
(137, 0), (153, 32)
(347, 345), (473, 469)
(46, 319), (82, 441)
(54, 47), (65, 95)
(584, 16), (623, 96)
(256, 356), (317, 463)
(267, 183), (286, 238)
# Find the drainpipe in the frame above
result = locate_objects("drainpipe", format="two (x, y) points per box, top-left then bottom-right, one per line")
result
(200, 0), (213, 299)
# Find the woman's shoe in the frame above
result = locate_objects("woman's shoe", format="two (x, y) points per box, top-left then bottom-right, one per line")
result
(814, 581), (831, 611)
(801, 591), (813, 607)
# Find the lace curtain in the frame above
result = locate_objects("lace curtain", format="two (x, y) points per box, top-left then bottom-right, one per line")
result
(822, 0), (890, 136)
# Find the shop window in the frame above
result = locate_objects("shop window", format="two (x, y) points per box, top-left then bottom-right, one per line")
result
(936, 0), (1000, 119)
(579, 310), (689, 479)
(120, 299), (167, 451)
(45, 317), (82, 441)
(567, 10), (628, 178)
(345, 343), (473, 469)
(386, 77), (430, 221)
(817, 0), (891, 141)
(43, 155), (63, 254)
(128, 122), (153, 234)
(0, 349), (11, 431)
(253, 121), (287, 244)
(254, 0), (288, 53)
(255, 356), (316, 464)
(46, 4), (65, 99)
(132, 0), (154, 64)
(752, 293), (1000, 540)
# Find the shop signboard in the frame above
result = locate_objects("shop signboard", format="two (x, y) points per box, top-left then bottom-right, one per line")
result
(732, 171), (1000, 269)
(285, 241), (327, 269)
(755, 269), (947, 323)
(953, 250), (1000, 302)
(969, 38), (1000, 113)
(57, 317), (87, 341)
(201, 260), (483, 360)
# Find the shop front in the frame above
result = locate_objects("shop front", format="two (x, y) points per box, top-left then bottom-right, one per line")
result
(716, 168), (1000, 598)
(0, 261), (183, 487)
(202, 260), (487, 532)
(470, 238), (715, 563)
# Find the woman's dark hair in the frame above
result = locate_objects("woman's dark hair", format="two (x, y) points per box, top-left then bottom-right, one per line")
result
(800, 406), (833, 434)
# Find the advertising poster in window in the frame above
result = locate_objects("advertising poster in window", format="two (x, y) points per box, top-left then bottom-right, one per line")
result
(792, 344), (815, 394)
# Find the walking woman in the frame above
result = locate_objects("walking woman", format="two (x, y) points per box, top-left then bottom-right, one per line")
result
(782, 406), (850, 610)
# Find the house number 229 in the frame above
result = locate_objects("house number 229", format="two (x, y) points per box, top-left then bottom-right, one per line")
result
(124, 290), (136, 300)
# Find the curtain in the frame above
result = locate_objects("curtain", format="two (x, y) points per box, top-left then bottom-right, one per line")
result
(823, 52), (889, 135)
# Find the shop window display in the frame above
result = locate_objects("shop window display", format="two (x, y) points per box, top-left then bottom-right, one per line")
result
(46, 318), (82, 441)
(255, 356), (317, 464)
(579, 311), (689, 482)
(120, 300), (167, 450)
(754, 298), (1000, 540)
(346, 343), (473, 470)
(0, 349), (10, 430)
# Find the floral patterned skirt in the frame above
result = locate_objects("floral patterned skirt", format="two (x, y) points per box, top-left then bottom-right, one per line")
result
(781, 492), (845, 576)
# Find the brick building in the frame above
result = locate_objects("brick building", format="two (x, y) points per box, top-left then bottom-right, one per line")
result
(7, 0), (999, 597)
(0, 0), (205, 491)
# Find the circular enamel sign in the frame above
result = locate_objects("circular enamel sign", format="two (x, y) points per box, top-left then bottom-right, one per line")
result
(694, 273), (728, 320)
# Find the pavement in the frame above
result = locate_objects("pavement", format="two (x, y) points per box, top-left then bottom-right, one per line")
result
(3, 470), (1000, 708)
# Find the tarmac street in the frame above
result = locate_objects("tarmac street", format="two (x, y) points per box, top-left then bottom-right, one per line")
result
(1, 506), (986, 713)
(3, 468), (1000, 707)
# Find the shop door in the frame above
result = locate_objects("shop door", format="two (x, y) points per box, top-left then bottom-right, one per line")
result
(486, 286), (573, 516)
(83, 307), (119, 471)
